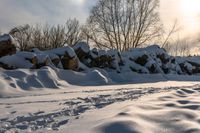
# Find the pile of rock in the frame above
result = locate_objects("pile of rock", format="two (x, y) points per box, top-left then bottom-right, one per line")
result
(0, 44), (79, 70)
(0, 34), (200, 75)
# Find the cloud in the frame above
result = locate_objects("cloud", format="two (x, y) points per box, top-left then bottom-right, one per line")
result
(0, 0), (96, 32)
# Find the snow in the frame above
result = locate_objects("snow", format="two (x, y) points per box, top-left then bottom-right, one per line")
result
(1, 44), (198, 77)
(184, 62), (194, 73)
(91, 86), (200, 133)
(0, 55), (34, 69)
(0, 66), (200, 132)
(128, 50), (148, 61)
(16, 51), (36, 59)
(121, 57), (149, 73)
(0, 51), (37, 69)
(73, 42), (90, 53)
(98, 50), (108, 57)
(36, 54), (48, 64)
(90, 48), (99, 59)
(0, 34), (14, 42)
(1, 44), (200, 132)
(47, 46), (76, 58)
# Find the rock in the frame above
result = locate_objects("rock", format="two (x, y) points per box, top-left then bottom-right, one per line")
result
(73, 42), (90, 61)
(0, 54), (35, 69)
(157, 53), (170, 64)
(187, 61), (200, 74)
(88, 48), (99, 67)
(134, 54), (149, 66)
(128, 60), (149, 74)
(35, 54), (53, 68)
(97, 50), (113, 68)
(179, 62), (193, 75)
(48, 54), (61, 67)
(0, 34), (16, 57)
(51, 57), (61, 67)
(16, 52), (38, 68)
(0, 62), (15, 70)
(61, 52), (79, 70)
(107, 50), (123, 72)
(144, 58), (164, 74)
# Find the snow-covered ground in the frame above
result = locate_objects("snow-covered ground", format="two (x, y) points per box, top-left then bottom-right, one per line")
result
(0, 67), (200, 132)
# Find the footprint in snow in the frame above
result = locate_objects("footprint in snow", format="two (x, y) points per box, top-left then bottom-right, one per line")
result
(10, 111), (17, 114)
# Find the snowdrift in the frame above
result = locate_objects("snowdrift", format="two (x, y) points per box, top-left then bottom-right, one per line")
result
(1, 66), (200, 97)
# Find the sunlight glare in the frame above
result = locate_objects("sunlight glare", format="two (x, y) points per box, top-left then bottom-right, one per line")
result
(74, 0), (85, 5)
(181, 0), (200, 16)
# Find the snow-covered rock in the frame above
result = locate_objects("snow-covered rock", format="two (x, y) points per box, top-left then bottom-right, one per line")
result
(73, 42), (90, 61)
(47, 46), (76, 58)
(0, 34), (16, 57)
(0, 55), (34, 69)
(1, 43), (200, 76)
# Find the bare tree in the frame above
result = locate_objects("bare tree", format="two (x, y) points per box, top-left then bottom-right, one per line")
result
(49, 24), (65, 49)
(41, 24), (51, 49)
(8, 18), (84, 51)
(84, 0), (162, 51)
(9, 24), (32, 51)
(167, 38), (191, 56)
(65, 18), (83, 46)
(31, 24), (43, 49)
(161, 20), (180, 48)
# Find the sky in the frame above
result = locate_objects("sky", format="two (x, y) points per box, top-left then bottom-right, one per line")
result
(0, 0), (200, 38)
(160, 0), (200, 38)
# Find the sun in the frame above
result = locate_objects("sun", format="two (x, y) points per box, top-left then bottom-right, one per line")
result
(75, 0), (85, 4)
(180, 0), (200, 16)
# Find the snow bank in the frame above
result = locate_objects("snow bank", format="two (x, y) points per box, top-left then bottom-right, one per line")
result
(0, 67), (66, 93)
(0, 67), (112, 96)
(1, 66), (200, 97)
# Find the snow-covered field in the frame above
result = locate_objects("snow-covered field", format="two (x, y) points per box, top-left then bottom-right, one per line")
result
(0, 67), (200, 133)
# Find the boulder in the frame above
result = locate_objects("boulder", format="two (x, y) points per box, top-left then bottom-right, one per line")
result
(73, 42), (90, 61)
(157, 53), (170, 64)
(187, 61), (200, 74)
(35, 54), (55, 68)
(16, 52), (38, 68)
(61, 55), (79, 70)
(128, 60), (149, 74)
(107, 50), (123, 72)
(134, 54), (149, 66)
(0, 34), (16, 57)
(31, 48), (61, 67)
(128, 49), (149, 66)
(89, 48), (99, 67)
(145, 59), (163, 74)
(0, 62), (15, 70)
(0, 54), (35, 69)
(48, 54), (61, 67)
(96, 50), (113, 68)
(179, 62), (193, 75)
